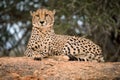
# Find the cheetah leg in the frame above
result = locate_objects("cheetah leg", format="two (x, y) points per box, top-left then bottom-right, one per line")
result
(67, 54), (78, 61)
(25, 50), (43, 60)
(32, 51), (43, 60)
(67, 54), (91, 62)
(77, 57), (89, 62)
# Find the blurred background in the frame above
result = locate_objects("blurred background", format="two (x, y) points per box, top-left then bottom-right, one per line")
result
(0, 0), (120, 62)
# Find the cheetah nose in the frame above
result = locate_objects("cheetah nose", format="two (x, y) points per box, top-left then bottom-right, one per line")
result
(40, 21), (44, 24)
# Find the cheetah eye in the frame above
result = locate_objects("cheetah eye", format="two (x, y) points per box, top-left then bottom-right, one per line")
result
(36, 15), (39, 17)
(45, 14), (49, 17)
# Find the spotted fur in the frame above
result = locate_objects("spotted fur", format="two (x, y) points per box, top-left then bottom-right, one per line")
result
(24, 8), (104, 62)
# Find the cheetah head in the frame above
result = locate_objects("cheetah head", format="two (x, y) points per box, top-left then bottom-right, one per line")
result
(30, 8), (55, 28)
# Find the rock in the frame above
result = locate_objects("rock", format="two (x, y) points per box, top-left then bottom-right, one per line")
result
(0, 57), (120, 80)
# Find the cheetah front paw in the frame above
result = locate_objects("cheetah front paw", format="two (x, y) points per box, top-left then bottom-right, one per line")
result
(32, 53), (43, 61)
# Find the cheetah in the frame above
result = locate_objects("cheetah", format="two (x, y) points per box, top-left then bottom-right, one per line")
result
(24, 8), (104, 62)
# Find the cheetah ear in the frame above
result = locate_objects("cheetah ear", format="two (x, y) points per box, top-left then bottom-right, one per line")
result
(52, 9), (56, 15)
(30, 11), (34, 16)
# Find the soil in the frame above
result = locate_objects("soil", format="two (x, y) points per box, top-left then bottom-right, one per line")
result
(0, 57), (120, 80)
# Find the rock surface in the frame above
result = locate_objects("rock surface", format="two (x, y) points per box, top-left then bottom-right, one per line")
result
(0, 57), (120, 80)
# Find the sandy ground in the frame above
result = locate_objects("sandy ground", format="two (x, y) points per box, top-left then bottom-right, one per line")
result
(0, 57), (120, 80)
